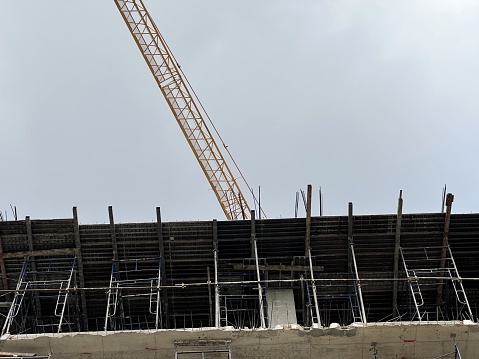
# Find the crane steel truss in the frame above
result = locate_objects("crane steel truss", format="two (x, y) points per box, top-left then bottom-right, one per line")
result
(115, 0), (251, 220)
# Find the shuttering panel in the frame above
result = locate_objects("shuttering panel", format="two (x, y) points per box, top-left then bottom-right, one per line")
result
(0, 211), (478, 332)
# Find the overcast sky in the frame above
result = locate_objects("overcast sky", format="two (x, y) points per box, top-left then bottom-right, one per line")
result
(1, 0), (479, 224)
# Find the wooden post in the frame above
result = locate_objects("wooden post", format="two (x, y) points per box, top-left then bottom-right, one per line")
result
(437, 193), (454, 307)
(250, 210), (255, 258)
(108, 206), (119, 265)
(0, 231), (10, 301)
(348, 202), (353, 274)
(26, 216), (42, 320)
(305, 185), (312, 256)
(156, 207), (169, 328)
(73, 207), (89, 331)
(392, 191), (403, 318)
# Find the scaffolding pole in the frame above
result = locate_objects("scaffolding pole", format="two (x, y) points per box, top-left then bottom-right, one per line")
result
(251, 210), (266, 328)
(308, 248), (321, 327)
(213, 220), (220, 328)
(350, 244), (367, 324)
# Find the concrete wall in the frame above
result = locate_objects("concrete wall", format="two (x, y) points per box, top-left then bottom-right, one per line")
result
(1, 322), (477, 359)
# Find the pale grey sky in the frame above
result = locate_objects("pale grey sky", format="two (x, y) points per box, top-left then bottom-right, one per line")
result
(1, 0), (479, 223)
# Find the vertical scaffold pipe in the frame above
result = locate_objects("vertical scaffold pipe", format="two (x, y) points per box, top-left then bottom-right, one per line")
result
(213, 220), (220, 328)
(251, 210), (266, 328)
(350, 244), (367, 324)
(308, 248), (321, 327)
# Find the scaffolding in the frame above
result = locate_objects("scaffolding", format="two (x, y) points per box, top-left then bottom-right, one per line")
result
(0, 204), (478, 334)
(219, 258), (268, 329)
(304, 244), (366, 327)
(1, 257), (78, 335)
(367, 340), (461, 358)
(400, 246), (473, 321)
(104, 257), (163, 331)
(434, 342), (462, 359)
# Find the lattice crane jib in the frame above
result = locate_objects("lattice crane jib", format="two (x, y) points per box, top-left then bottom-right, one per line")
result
(115, 0), (253, 220)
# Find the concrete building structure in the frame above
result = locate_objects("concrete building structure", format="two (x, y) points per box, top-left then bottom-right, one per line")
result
(0, 197), (478, 357)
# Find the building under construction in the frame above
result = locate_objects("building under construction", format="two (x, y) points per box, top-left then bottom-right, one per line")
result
(0, 193), (478, 358)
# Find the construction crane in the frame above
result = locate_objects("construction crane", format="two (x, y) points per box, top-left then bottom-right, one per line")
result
(115, 0), (261, 220)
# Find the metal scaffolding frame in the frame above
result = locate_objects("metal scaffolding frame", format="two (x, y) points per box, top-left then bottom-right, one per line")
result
(104, 257), (162, 331)
(217, 210), (269, 329)
(1, 257), (77, 335)
(433, 342), (462, 359)
(1, 202), (479, 333)
(218, 258), (268, 329)
(306, 249), (321, 327)
(400, 245), (473, 321)
(304, 247), (366, 327)
(219, 293), (262, 329)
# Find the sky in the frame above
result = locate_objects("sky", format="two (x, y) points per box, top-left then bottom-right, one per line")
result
(1, 0), (479, 224)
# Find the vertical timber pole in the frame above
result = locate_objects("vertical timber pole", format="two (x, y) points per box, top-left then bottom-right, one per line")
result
(108, 206), (119, 264)
(441, 185), (447, 213)
(348, 203), (353, 282)
(305, 185), (312, 256)
(437, 193), (454, 308)
(108, 206), (119, 331)
(0, 232), (10, 301)
(73, 207), (89, 331)
(26, 216), (42, 320)
(251, 210), (266, 328)
(213, 220), (220, 328)
(347, 203), (354, 307)
(250, 210), (255, 258)
(392, 191), (403, 318)
(156, 207), (169, 328)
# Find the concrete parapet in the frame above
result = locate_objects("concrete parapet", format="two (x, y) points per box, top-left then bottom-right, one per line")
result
(0, 321), (476, 359)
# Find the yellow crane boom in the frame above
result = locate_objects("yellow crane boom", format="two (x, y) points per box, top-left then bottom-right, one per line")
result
(115, 0), (256, 220)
